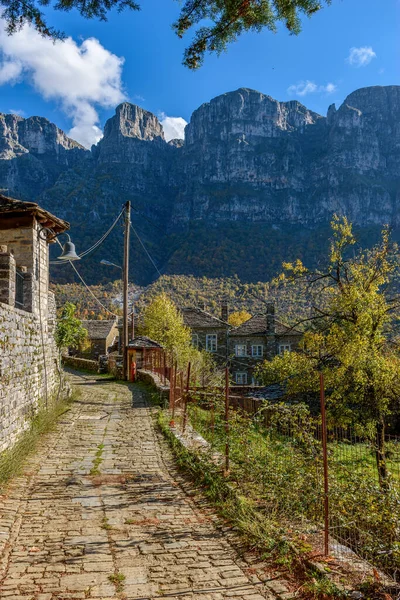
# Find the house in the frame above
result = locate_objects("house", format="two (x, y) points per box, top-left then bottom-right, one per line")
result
(127, 335), (164, 379)
(181, 304), (230, 364)
(229, 304), (302, 385)
(79, 319), (119, 359)
(182, 301), (302, 385)
(0, 194), (69, 452)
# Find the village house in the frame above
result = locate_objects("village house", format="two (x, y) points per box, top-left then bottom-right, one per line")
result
(182, 302), (302, 385)
(79, 318), (119, 360)
(0, 194), (69, 452)
(181, 304), (230, 364)
(229, 305), (302, 385)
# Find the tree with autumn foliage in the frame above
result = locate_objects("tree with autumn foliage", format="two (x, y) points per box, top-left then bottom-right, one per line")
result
(228, 310), (252, 327)
(256, 215), (400, 485)
(142, 293), (217, 382)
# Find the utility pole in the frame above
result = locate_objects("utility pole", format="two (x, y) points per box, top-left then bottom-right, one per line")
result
(123, 201), (131, 380)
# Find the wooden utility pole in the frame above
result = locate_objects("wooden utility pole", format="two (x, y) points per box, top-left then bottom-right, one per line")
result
(123, 200), (131, 380)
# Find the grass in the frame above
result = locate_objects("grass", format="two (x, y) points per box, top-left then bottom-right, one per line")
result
(90, 443), (104, 476)
(0, 390), (80, 490)
(185, 402), (400, 582)
(100, 516), (113, 530)
(157, 409), (351, 599)
(108, 571), (125, 592)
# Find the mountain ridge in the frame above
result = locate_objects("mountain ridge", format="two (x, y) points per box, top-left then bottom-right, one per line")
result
(0, 84), (399, 285)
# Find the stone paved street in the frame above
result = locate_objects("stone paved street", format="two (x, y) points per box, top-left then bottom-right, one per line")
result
(0, 372), (276, 600)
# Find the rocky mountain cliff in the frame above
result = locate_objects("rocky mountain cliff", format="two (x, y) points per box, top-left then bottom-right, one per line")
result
(0, 85), (399, 284)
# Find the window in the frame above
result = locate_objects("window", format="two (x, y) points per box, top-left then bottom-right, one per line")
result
(15, 269), (24, 309)
(235, 372), (247, 385)
(191, 333), (199, 348)
(252, 345), (263, 357)
(206, 334), (217, 352)
(235, 344), (247, 357)
(279, 344), (291, 355)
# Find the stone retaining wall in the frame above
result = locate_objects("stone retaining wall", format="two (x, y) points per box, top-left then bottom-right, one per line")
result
(62, 356), (99, 373)
(0, 293), (65, 453)
(137, 369), (170, 403)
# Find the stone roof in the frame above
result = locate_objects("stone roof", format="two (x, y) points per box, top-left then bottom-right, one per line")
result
(81, 319), (118, 340)
(181, 307), (229, 328)
(232, 314), (301, 336)
(0, 194), (69, 234)
(128, 336), (163, 349)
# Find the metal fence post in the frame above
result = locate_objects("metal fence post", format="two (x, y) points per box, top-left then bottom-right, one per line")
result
(224, 367), (230, 475)
(169, 365), (175, 427)
(183, 362), (191, 433)
(320, 371), (329, 556)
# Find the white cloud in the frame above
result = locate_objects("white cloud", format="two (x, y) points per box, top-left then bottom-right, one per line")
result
(9, 108), (25, 116)
(0, 21), (126, 148)
(287, 80), (337, 97)
(159, 113), (187, 141)
(347, 46), (376, 67)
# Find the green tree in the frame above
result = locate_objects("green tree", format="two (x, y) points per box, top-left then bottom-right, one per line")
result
(55, 302), (88, 352)
(142, 292), (219, 382)
(4, 0), (330, 69)
(256, 216), (400, 485)
(228, 310), (252, 326)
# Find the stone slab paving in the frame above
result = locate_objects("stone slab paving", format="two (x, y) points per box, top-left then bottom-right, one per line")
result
(0, 373), (278, 600)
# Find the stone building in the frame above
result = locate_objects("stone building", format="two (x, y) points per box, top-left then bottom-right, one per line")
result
(182, 302), (302, 385)
(229, 305), (302, 385)
(181, 306), (230, 364)
(0, 194), (69, 452)
(79, 319), (118, 359)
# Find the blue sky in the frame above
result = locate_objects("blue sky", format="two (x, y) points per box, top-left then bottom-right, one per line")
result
(0, 0), (398, 147)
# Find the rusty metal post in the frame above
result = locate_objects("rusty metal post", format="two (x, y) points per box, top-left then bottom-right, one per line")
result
(224, 367), (230, 475)
(211, 394), (215, 439)
(169, 365), (175, 426)
(183, 363), (191, 433)
(320, 372), (329, 557)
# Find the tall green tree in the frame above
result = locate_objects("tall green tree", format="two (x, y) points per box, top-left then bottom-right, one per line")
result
(55, 302), (88, 352)
(3, 0), (330, 68)
(256, 216), (400, 485)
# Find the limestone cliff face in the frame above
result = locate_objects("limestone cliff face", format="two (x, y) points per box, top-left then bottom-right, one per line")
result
(0, 85), (399, 283)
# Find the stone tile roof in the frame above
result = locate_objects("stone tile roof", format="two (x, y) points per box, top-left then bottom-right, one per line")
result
(232, 314), (301, 336)
(181, 307), (229, 328)
(81, 319), (118, 340)
(128, 336), (163, 349)
(0, 194), (69, 233)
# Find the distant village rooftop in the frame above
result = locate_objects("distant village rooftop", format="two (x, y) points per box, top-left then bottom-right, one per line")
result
(233, 313), (301, 336)
(181, 306), (229, 328)
(81, 319), (118, 340)
(0, 194), (69, 234)
(128, 336), (163, 349)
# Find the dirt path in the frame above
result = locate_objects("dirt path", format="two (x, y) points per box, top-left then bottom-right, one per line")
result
(0, 372), (276, 600)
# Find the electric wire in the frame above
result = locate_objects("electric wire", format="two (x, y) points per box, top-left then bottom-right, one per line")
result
(55, 238), (119, 318)
(49, 209), (124, 265)
(130, 222), (163, 277)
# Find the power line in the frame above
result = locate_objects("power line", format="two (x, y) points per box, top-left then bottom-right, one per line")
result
(54, 237), (119, 318)
(130, 222), (163, 278)
(50, 209), (124, 265)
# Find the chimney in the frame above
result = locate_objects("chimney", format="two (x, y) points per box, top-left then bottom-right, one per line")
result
(221, 301), (229, 322)
(266, 303), (275, 334)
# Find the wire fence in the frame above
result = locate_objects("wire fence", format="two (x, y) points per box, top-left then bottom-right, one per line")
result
(142, 358), (400, 582)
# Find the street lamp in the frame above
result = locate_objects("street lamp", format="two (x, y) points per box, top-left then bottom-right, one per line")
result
(100, 259), (122, 270)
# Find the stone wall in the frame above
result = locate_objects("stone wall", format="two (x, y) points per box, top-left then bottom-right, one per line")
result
(62, 356), (99, 372)
(0, 291), (64, 453)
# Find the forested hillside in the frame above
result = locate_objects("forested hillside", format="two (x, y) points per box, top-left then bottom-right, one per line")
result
(51, 274), (311, 325)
